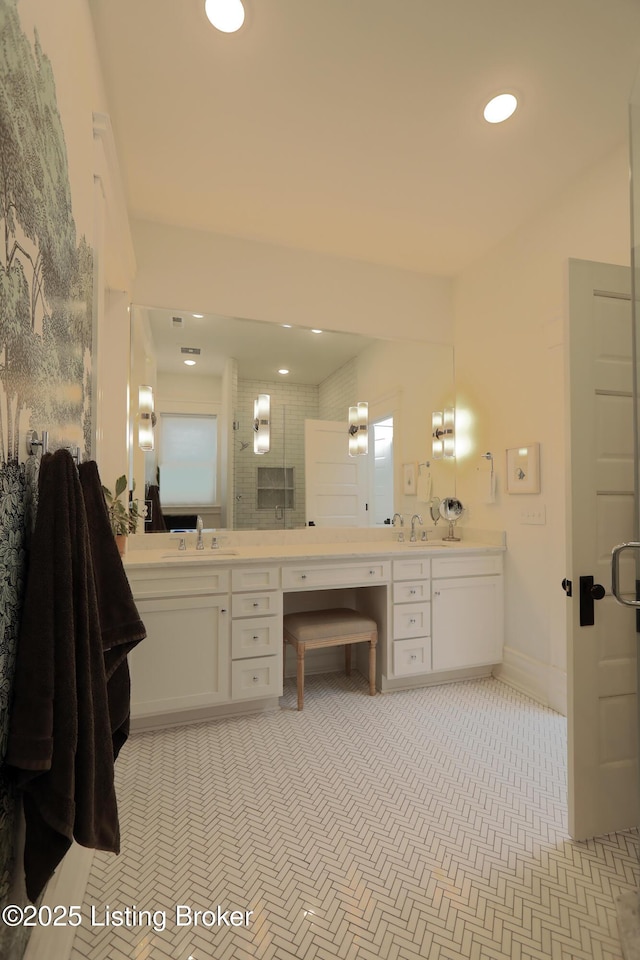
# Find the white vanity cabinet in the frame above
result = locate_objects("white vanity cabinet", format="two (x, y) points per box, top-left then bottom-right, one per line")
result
(127, 566), (231, 720)
(431, 554), (504, 671)
(391, 557), (432, 678)
(124, 542), (505, 721)
(230, 566), (283, 701)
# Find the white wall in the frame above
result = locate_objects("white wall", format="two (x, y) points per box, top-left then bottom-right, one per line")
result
(131, 219), (454, 343)
(454, 143), (632, 713)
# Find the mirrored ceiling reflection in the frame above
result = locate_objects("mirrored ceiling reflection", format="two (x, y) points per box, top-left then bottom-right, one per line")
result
(141, 306), (376, 382)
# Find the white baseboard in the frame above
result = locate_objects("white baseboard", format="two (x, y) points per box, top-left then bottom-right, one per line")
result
(494, 646), (567, 715)
(23, 844), (94, 960)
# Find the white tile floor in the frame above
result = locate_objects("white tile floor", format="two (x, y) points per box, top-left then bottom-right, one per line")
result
(69, 676), (640, 960)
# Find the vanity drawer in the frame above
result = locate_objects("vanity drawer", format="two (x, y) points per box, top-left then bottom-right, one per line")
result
(393, 580), (429, 604)
(232, 617), (282, 659)
(128, 567), (230, 599)
(231, 566), (280, 592)
(282, 561), (390, 590)
(232, 591), (282, 618)
(431, 554), (503, 579)
(393, 557), (430, 581)
(393, 602), (431, 639)
(393, 637), (431, 677)
(231, 656), (282, 700)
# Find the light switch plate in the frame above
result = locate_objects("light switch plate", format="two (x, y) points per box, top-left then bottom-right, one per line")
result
(520, 506), (546, 525)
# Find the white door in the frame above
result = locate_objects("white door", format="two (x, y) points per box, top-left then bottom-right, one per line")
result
(371, 417), (394, 526)
(567, 258), (637, 839)
(304, 420), (368, 526)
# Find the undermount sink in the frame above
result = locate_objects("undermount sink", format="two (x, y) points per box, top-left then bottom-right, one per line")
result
(160, 549), (238, 559)
(397, 540), (450, 547)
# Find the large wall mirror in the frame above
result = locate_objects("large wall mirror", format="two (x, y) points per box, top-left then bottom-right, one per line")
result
(129, 304), (456, 531)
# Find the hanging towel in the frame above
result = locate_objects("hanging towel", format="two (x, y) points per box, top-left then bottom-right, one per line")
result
(5, 450), (120, 902)
(145, 484), (167, 532)
(416, 466), (432, 502)
(78, 461), (146, 758)
(477, 465), (496, 504)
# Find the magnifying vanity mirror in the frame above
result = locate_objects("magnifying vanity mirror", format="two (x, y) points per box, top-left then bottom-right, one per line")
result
(129, 305), (456, 532)
(439, 496), (464, 541)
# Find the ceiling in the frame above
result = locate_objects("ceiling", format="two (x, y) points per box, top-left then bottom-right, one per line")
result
(140, 305), (377, 381)
(89, 0), (640, 278)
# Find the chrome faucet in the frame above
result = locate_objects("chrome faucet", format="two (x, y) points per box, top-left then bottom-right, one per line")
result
(196, 515), (204, 550)
(392, 512), (404, 527)
(410, 513), (423, 542)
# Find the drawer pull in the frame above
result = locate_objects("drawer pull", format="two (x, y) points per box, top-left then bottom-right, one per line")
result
(410, 654), (417, 662)
(221, 609), (227, 613)
(433, 591), (440, 597)
(409, 589), (416, 595)
(252, 675), (259, 682)
(300, 573), (307, 580)
(252, 635), (260, 640)
(369, 569), (375, 575)
(252, 602), (259, 607)
(409, 618), (416, 625)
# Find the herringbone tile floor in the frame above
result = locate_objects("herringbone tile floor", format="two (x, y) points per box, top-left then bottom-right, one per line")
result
(69, 676), (639, 960)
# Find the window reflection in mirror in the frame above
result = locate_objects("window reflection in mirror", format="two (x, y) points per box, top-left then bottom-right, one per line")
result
(129, 305), (455, 531)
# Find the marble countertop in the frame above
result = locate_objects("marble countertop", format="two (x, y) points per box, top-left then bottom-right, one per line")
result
(123, 538), (504, 568)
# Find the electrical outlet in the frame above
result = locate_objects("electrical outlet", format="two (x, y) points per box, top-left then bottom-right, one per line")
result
(520, 506), (546, 525)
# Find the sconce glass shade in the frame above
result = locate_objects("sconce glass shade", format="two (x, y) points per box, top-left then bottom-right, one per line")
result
(348, 401), (369, 456)
(443, 407), (455, 458)
(253, 394), (271, 454)
(432, 407), (455, 460)
(138, 384), (155, 451)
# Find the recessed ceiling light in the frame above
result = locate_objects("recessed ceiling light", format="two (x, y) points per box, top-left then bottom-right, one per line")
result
(204, 0), (245, 33)
(311, 329), (323, 334)
(483, 93), (518, 124)
(184, 359), (197, 366)
(278, 369), (290, 375)
(192, 313), (204, 318)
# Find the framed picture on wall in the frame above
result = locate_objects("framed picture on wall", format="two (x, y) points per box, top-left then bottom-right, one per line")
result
(402, 462), (417, 495)
(506, 443), (540, 494)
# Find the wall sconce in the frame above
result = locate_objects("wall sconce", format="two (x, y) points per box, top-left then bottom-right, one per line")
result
(138, 385), (156, 451)
(253, 394), (271, 454)
(348, 401), (369, 456)
(432, 407), (455, 459)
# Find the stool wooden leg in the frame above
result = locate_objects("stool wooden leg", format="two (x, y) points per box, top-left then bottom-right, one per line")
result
(369, 639), (376, 696)
(297, 646), (305, 711)
(345, 644), (352, 676)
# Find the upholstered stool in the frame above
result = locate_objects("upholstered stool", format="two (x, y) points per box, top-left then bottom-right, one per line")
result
(283, 607), (378, 710)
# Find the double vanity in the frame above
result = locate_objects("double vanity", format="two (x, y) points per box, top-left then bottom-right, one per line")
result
(124, 531), (505, 730)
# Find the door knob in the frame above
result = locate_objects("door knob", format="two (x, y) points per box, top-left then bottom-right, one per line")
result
(590, 583), (605, 600)
(561, 578), (572, 596)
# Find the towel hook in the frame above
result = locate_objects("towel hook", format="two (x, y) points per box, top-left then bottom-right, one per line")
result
(26, 430), (48, 457)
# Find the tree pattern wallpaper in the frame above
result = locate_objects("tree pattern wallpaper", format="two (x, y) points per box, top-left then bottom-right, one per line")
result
(0, 1), (94, 953)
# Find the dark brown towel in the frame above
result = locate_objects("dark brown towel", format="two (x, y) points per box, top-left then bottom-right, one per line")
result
(78, 462), (146, 756)
(4, 450), (120, 902)
(146, 484), (167, 531)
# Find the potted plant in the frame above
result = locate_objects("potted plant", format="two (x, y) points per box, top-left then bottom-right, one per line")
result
(102, 475), (141, 555)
